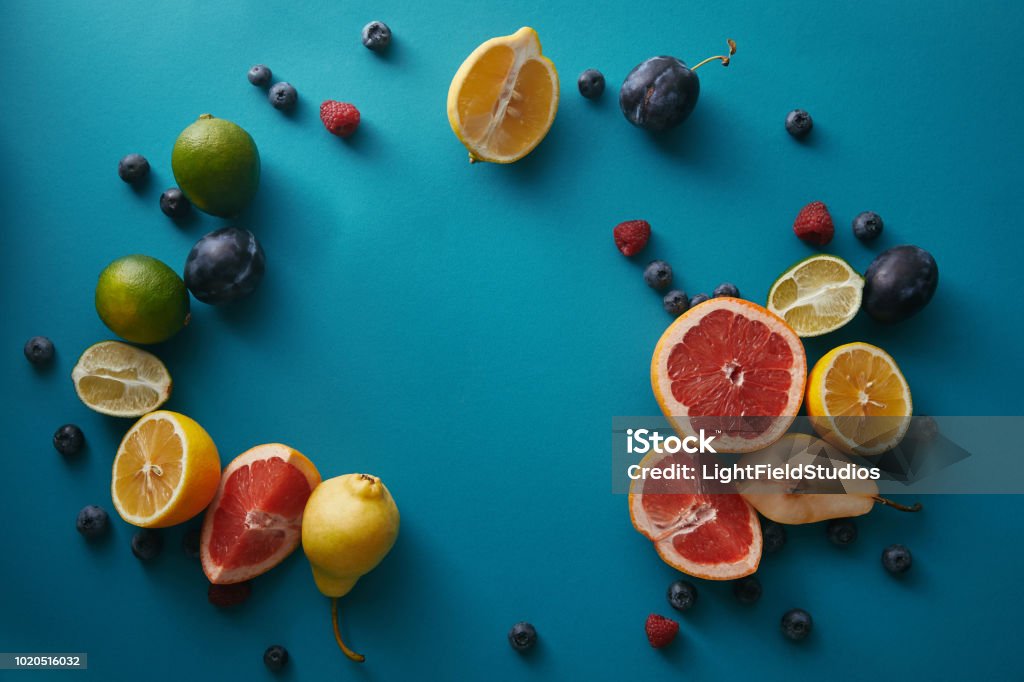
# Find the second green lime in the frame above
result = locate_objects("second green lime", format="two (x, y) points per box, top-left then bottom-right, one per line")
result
(96, 255), (190, 344)
(172, 114), (260, 218)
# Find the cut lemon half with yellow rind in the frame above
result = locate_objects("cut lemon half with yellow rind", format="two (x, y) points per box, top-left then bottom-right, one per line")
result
(806, 342), (912, 456)
(72, 340), (172, 417)
(767, 255), (863, 337)
(112, 410), (221, 528)
(447, 27), (559, 163)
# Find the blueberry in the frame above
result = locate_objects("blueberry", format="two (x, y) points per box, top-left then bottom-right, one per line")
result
(268, 82), (297, 110)
(53, 424), (85, 456)
(643, 260), (673, 290)
(118, 154), (150, 184)
(577, 69), (605, 100)
(785, 109), (813, 138)
(826, 518), (858, 546)
(248, 64), (272, 87)
(908, 416), (939, 444)
(732, 576), (762, 604)
(361, 21), (392, 52)
(160, 188), (191, 219)
(131, 529), (163, 561)
(781, 608), (813, 641)
(762, 520), (787, 554)
(853, 211), (884, 241)
(713, 282), (740, 298)
(184, 227), (266, 305)
(620, 56), (699, 131)
(863, 245), (938, 323)
(667, 580), (698, 612)
(882, 544), (913, 574)
(182, 526), (201, 559)
(23, 336), (55, 365)
(76, 505), (109, 539)
(263, 645), (289, 672)
(689, 293), (710, 308)
(508, 622), (537, 652)
(663, 290), (689, 316)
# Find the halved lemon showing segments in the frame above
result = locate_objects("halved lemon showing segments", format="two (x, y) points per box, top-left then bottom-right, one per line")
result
(806, 342), (912, 456)
(447, 27), (559, 163)
(767, 255), (863, 337)
(72, 341), (172, 417)
(111, 411), (221, 528)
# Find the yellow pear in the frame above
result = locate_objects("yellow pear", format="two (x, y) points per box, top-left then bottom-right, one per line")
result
(301, 473), (399, 662)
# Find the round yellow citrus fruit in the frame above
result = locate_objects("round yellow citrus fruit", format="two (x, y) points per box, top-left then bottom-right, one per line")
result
(447, 27), (559, 163)
(806, 342), (912, 455)
(112, 410), (221, 528)
(72, 340), (172, 417)
(172, 114), (260, 217)
(95, 255), (190, 345)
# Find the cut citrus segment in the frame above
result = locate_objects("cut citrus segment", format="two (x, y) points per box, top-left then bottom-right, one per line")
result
(447, 27), (559, 163)
(767, 255), (863, 337)
(806, 342), (912, 455)
(72, 340), (172, 417)
(111, 410), (220, 528)
(651, 298), (807, 453)
(629, 448), (761, 580)
(201, 444), (321, 584)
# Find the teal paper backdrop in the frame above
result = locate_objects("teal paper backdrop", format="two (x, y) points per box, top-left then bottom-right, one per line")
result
(2, 1), (1022, 680)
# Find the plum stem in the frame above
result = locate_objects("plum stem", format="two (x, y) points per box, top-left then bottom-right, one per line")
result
(332, 597), (365, 663)
(872, 496), (923, 512)
(691, 39), (737, 71)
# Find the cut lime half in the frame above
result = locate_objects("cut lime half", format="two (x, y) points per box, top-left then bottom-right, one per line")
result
(767, 255), (863, 337)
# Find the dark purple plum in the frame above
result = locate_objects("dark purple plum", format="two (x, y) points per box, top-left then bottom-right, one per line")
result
(863, 245), (938, 323)
(619, 57), (700, 131)
(184, 227), (265, 305)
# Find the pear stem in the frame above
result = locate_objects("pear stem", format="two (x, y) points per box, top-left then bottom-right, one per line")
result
(691, 38), (737, 71)
(872, 496), (923, 512)
(332, 597), (365, 663)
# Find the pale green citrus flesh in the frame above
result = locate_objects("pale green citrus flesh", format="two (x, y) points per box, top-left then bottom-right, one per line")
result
(767, 255), (863, 337)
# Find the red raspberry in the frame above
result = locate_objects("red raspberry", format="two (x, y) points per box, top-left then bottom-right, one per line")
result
(613, 220), (651, 256)
(319, 100), (360, 138)
(208, 581), (252, 607)
(793, 201), (834, 246)
(645, 613), (679, 648)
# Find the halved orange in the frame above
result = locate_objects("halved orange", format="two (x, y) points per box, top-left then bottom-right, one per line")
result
(651, 298), (807, 453)
(111, 411), (221, 528)
(446, 27), (559, 163)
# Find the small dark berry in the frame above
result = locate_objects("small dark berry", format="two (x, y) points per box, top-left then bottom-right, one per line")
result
(882, 544), (913, 574)
(689, 293), (710, 308)
(713, 282), (740, 298)
(53, 424), (85, 456)
(268, 82), (298, 110)
(76, 505), (109, 539)
(852, 211), (884, 241)
(733, 576), (762, 604)
(131, 529), (163, 561)
(663, 290), (689, 316)
(667, 580), (698, 612)
(160, 188), (191, 219)
(118, 154), (150, 183)
(785, 109), (813, 138)
(248, 64), (272, 87)
(263, 645), (289, 671)
(826, 518), (858, 546)
(908, 416), (939, 444)
(781, 608), (813, 641)
(362, 21), (392, 51)
(577, 69), (605, 99)
(508, 622), (537, 652)
(643, 260), (673, 290)
(24, 336), (55, 365)
(182, 526), (201, 559)
(762, 520), (787, 553)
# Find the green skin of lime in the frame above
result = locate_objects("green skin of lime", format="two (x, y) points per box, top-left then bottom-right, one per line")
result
(171, 114), (260, 218)
(96, 255), (190, 344)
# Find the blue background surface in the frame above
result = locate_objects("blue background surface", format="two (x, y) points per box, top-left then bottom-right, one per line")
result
(2, 1), (1023, 680)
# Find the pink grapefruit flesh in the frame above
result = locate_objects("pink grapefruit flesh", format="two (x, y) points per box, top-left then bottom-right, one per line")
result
(201, 443), (321, 585)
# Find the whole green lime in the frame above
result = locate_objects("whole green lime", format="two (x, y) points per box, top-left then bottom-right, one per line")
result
(171, 114), (260, 218)
(95, 255), (190, 345)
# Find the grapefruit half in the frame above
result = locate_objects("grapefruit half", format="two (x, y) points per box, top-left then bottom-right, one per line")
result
(201, 443), (321, 584)
(629, 448), (762, 580)
(651, 297), (807, 453)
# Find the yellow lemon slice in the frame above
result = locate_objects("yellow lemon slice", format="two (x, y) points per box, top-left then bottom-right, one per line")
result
(112, 411), (221, 528)
(72, 341), (172, 417)
(447, 27), (559, 163)
(806, 342), (912, 456)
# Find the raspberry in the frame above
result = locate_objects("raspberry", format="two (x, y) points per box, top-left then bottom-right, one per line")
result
(613, 220), (651, 256)
(319, 100), (360, 138)
(793, 201), (834, 246)
(645, 613), (679, 648)
(208, 581), (252, 607)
